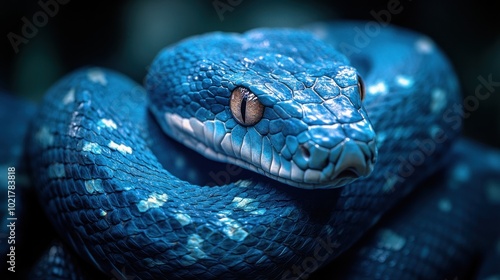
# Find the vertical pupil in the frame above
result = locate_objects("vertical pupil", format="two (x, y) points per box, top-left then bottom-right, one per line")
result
(240, 91), (248, 123)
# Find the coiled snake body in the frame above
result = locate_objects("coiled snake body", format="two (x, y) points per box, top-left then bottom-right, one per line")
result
(22, 22), (500, 279)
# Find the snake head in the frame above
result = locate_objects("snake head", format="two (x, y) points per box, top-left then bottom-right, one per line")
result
(146, 28), (377, 189)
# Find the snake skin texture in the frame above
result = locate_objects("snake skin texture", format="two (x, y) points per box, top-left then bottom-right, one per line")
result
(17, 21), (499, 279)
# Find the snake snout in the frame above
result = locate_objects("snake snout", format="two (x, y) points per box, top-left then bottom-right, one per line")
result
(293, 137), (375, 188)
(332, 139), (374, 180)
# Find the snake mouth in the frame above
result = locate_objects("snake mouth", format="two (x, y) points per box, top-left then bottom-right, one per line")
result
(336, 168), (360, 179)
(249, 138), (376, 190)
(328, 139), (375, 181)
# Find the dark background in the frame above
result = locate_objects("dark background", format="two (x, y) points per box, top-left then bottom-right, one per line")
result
(1, 0), (499, 147)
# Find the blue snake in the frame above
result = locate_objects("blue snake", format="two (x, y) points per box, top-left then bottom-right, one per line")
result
(18, 21), (500, 279)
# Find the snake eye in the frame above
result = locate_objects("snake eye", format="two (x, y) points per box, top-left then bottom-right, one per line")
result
(230, 87), (264, 126)
(357, 74), (365, 101)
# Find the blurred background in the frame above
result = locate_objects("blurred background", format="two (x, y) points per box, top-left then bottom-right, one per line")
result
(1, 0), (499, 147)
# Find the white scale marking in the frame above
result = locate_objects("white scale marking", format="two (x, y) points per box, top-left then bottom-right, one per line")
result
(108, 141), (132, 155)
(63, 88), (75, 105)
(368, 82), (387, 95)
(416, 37), (434, 54)
(395, 75), (414, 88)
(180, 234), (207, 266)
(250, 209), (267, 215)
(98, 118), (117, 130)
(231, 197), (263, 213)
(235, 179), (252, 188)
(175, 212), (192, 226)
(337, 67), (355, 78)
(137, 193), (168, 212)
(217, 213), (248, 242)
(82, 142), (102, 154)
(430, 88), (446, 113)
(85, 179), (103, 194)
(87, 69), (108, 85)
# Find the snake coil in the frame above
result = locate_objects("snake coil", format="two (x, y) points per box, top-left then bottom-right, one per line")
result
(27, 22), (486, 279)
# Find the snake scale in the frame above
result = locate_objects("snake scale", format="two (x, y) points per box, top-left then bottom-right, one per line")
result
(11, 21), (500, 279)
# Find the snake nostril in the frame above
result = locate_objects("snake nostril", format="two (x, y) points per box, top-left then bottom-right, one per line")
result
(300, 145), (310, 160)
